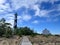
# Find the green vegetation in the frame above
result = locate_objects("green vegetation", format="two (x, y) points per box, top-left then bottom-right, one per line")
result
(0, 18), (59, 38)
(0, 18), (12, 38)
(14, 27), (37, 37)
(0, 18), (37, 38)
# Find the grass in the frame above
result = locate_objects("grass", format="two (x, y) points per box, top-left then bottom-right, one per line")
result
(28, 35), (60, 45)
(0, 35), (21, 45)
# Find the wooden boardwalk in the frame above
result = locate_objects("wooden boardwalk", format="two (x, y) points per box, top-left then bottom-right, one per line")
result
(20, 36), (32, 45)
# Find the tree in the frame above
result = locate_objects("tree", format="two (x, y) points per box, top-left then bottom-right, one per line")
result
(0, 18), (12, 37)
(20, 27), (34, 35)
(5, 27), (12, 38)
(14, 27), (35, 36)
(0, 18), (6, 36)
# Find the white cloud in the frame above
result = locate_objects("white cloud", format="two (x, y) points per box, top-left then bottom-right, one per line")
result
(37, 0), (49, 3)
(32, 0), (60, 18)
(0, 4), (13, 14)
(10, 0), (60, 23)
(0, 0), (60, 27)
(10, 0), (60, 10)
(6, 19), (14, 28)
(17, 14), (32, 23)
(0, 0), (13, 14)
(46, 17), (59, 22)
(10, 0), (37, 10)
(33, 4), (60, 18)
(32, 4), (50, 17)
(57, 4), (60, 11)
(17, 16), (22, 20)
(17, 16), (23, 24)
(50, 0), (59, 4)
(46, 18), (52, 22)
(53, 18), (59, 22)
(0, 13), (32, 27)
(0, 0), (6, 4)
(33, 5), (40, 16)
(37, 10), (49, 17)
(32, 20), (39, 24)
(5, 13), (14, 28)
(0, 13), (14, 28)
(22, 15), (32, 21)
(37, 0), (59, 4)
(33, 5), (50, 17)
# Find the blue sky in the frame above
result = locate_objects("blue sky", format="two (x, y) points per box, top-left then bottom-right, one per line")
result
(0, 0), (60, 34)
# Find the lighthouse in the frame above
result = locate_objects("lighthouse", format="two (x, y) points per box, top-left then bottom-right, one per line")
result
(14, 13), (17, 29)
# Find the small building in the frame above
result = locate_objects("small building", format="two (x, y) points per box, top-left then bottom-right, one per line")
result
(42, 28), (51, 35)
